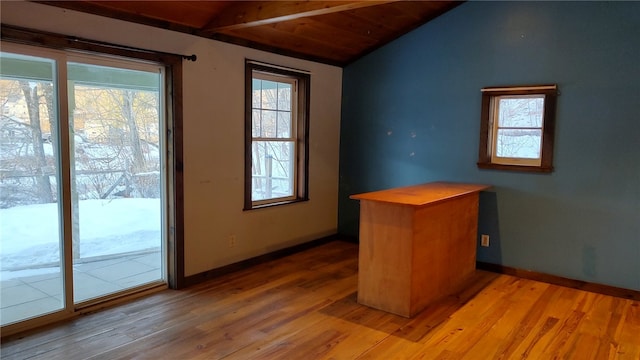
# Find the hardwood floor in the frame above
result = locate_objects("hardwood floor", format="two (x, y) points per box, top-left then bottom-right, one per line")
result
(2, 241), (639, 359)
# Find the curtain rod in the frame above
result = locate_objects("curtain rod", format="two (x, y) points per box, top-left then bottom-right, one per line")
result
(68, 36), (197, 62)
(1, 25), (197, 62)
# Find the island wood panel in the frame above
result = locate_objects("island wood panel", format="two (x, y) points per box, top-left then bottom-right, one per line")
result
(410, 192), (479, 315)
(352, 182), (490, 317)
(357, 200), (414, 317)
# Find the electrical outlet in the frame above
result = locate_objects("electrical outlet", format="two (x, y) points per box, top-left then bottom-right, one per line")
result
(228, 235), (237, 248)
(481, 234), (490, 247)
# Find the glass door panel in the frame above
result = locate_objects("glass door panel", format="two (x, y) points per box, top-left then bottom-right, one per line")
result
(0, 53), (64, 325)
(67, 61), (164, 303)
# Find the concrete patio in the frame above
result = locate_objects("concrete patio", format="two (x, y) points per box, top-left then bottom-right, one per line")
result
(0, 251), (163, 326)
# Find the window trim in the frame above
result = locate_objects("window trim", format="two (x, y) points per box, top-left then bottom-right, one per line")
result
(244, 60), (310, 210)
(477, 84), (558, 173)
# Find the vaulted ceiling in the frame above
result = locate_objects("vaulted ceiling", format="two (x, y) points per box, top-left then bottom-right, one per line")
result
(36, 1), (462, 67)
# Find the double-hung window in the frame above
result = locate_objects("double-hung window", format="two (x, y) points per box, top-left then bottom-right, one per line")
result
(477, 85), (558, 172)
(245, 61), (309, 209)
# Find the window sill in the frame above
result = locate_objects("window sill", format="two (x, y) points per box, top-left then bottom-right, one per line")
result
(244, 197), (309, 211)
(477, 162), (554, 173)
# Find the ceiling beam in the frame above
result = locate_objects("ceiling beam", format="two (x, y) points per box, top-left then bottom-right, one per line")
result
(202, 1), (399, 33)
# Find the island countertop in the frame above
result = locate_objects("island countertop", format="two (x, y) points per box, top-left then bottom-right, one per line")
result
(349, 181), (491, 207)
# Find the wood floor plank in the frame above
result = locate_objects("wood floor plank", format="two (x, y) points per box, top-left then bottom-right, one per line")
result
(2, 240), (639, 360)
(91, 243), (360, 360)
(491, 284), (563, 359)
(616, 300), (640, 359)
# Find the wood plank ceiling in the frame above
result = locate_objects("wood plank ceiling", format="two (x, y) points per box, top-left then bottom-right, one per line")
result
(35, 1), (461, 66)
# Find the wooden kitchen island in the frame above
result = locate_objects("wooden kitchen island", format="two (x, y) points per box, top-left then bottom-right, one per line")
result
(350, 182), (490, 317)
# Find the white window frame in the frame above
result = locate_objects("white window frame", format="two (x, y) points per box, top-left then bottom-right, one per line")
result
(489, 94), (545, 167)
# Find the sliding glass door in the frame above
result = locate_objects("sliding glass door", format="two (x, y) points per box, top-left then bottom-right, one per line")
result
(67, 59), (165, 303)
(0, 52), (65, 325)
(0, 44), (167, 327)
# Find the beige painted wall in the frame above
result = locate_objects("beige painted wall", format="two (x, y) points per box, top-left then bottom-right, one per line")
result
(1, 2), (342, 277)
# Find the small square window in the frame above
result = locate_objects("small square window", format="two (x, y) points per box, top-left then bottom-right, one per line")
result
(477, 85), (558, 172)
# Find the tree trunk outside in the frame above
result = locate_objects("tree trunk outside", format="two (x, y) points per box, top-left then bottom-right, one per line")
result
(19, 81), (53, 204)
(123, 90), (145, 175)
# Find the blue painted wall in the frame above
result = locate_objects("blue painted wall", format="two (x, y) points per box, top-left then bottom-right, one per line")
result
(338, 1), (640, 290)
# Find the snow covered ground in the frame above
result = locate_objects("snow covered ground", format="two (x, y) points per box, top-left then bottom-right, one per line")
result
(0, 198), (161, 279)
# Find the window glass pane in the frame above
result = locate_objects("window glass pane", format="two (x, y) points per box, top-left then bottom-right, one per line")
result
(252, 79), (261, 108)
(277, 83), (291, 111)
(0, 54), (54, 81)
(496, 129), (542, 159)
(0, 52), (64, 325)
(67, 63), (158, 90)
(498, 96), (544, 128)
(277, 112), (291, 138)
(260, 80), (278, 110)
(251, 140), (294, 201)
(252, 109), (261, 137)
(68, 62), (164, 303)
(261, 110), (277, 138)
